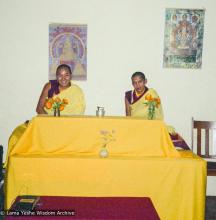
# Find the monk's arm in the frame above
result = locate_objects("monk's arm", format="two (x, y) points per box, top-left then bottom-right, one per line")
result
(125, 97), (131, 116)
(36, 82), (50, 114)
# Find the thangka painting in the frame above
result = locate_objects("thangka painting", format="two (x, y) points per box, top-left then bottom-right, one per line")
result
(163, 8), (205, 69)
(49, 23), (87, 80)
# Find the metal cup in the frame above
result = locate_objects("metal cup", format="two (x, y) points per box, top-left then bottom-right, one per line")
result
(96, 106), (105, 117)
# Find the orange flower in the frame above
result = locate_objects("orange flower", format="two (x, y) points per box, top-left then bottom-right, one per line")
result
(54, 97), (61, 103)
(145, 94), (152, 101)
(153, 98), (160, 103)
(45, 101), (53, 109)
(44, 96), (69, 112)
(59, 105), (65, 111)
(62, 99), (68, 104)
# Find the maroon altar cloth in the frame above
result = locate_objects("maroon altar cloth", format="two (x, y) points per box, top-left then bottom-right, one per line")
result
(170, 133), (190, 150)
(6, 196), (160, 220)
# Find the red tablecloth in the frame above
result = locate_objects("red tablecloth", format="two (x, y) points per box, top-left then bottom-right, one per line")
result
(6, 196), (160, 220)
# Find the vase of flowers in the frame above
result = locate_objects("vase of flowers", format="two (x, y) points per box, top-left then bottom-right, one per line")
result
(54, 108), (61, 117)
(45, 97), (68, 117)
(99, 146), (109, 158)
(144, 94), (161, 120)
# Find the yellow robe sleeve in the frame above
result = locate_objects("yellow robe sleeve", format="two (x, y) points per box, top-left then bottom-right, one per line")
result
(67, 84), (85, 115)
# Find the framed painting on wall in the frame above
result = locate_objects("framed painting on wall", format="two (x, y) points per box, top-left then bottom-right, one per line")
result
(163, 8), (205, 69)
(49, 23), (87, 80)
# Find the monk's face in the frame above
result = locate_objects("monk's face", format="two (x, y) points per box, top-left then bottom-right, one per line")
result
(56, 68), (72, 88)
(132, 76), (146, 94)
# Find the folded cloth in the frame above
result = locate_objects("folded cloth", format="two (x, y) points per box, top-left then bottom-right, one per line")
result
(170, 133), (190, 150)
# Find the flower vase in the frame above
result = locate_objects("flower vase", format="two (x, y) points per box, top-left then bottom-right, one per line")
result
(99, 148), (109, 158)
(54, 108), (60, 117)
(57, 108), (60, 117)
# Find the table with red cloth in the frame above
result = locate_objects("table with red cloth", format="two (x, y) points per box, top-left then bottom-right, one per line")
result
(6, 196), (160, 220)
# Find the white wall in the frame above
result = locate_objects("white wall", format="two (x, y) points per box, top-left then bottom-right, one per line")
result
(0, 0), (216, 193)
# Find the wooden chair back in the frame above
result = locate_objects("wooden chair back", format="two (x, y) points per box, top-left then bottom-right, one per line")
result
(192, 118), (216, 176)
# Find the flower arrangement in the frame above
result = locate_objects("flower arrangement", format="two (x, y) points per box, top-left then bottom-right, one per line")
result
(45, 97), (68, 116)
(100, 130), (116, 148)
(144, 94), (161, 120)
(99, 130), (116, 157)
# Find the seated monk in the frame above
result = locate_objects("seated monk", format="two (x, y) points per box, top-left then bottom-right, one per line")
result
(4, 64), (85, 167)
(36, 64), (85, 115)
(125, 71), (189, 149)
(125, 71), (163, 119)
